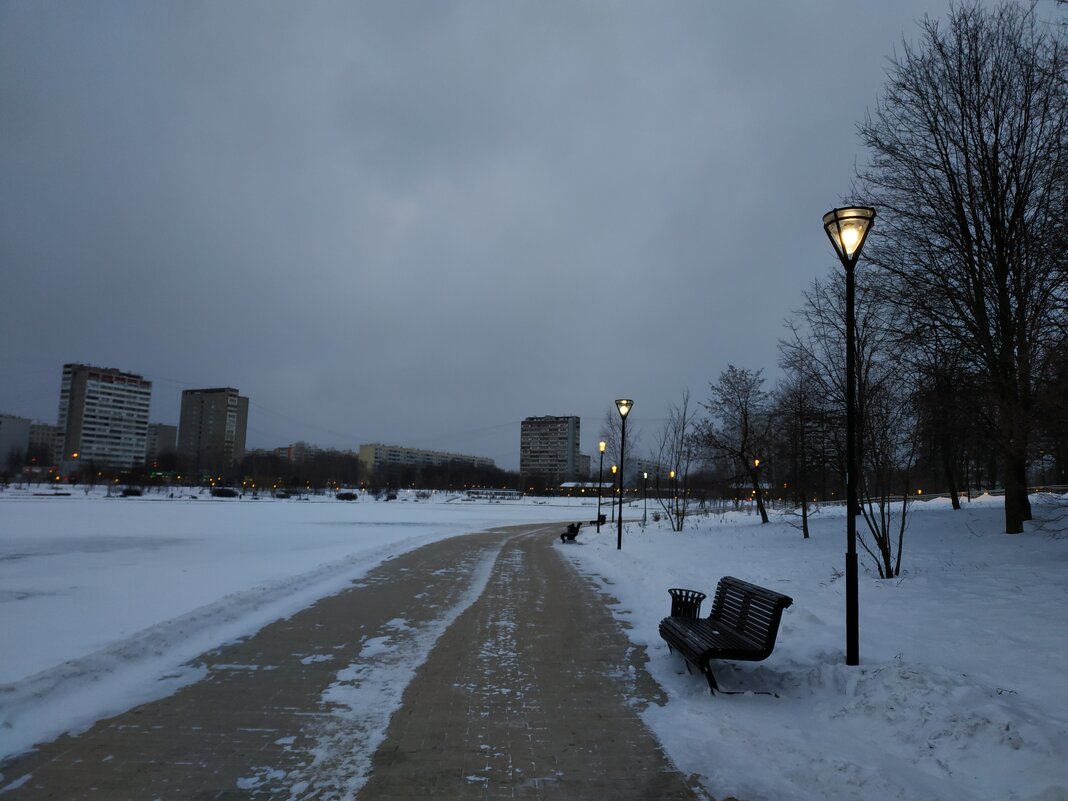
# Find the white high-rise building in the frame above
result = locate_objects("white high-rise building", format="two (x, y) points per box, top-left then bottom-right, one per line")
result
(57, 364), (152, 468)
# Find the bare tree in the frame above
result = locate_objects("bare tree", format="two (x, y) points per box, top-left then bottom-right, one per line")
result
(780, 268), (920, 575)
(699, 366), (773, 523)
(858, 1), (1068, 533)
(598, 409), (621, 472)
(857, 362), (919, 578)
(774, 345), (818, 538)
(654, 389), (698, 531)
(598, 405), (642, 496)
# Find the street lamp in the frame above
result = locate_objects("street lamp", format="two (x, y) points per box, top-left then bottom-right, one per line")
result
(670, 469), (677, 524)
(610, 465), (617, 522)
(643, 471), (648, 526)
(597, 440), (606, 532)
(615, 398), (633, 550)
(823, 205), (875, 667)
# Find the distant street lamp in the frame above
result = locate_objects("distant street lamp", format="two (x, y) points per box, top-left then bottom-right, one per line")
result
(823, 205), (876, 667)
(642, 471), (648, 526)
(596, 440), (606, 532)
(610, 465), (617, 522)
(670, 469), (677, 523)
(615, 398), (633, 550)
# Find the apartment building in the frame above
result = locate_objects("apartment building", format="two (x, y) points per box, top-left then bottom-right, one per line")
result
(519, 415), (581, 485)
(57, 364), (152, 468)
(177, 388), (249, 474)
(145, 423), (178, 466)
(0, 414), (31, 469)
(29, 422), (61, 464)
(358, 443), (495, 475)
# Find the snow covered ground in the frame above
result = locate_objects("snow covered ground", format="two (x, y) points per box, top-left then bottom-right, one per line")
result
(564, 493), (1068, 801)
(1, 487), (1066, 801)
(0, 487), (583, 761)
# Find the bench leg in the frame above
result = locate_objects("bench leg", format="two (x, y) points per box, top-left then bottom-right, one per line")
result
(703, 665), (720, 695)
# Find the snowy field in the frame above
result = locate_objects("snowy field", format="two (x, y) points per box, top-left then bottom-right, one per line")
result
(565, 494), (1068, 801)
(2, 488), (1066, 801)
(0, 488), (583, 761)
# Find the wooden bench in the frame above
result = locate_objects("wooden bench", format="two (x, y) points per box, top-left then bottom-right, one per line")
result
(659, 576), (793, 694)
(560, 522), (582, 542)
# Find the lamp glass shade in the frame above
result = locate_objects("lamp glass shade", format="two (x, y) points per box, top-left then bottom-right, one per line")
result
(599, 441), (606, 453)
(823, 207), (875, 264)
(615, 398), (634, 418)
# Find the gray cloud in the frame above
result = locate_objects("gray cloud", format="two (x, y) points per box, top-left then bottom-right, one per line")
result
(1, 0), (1017, 468)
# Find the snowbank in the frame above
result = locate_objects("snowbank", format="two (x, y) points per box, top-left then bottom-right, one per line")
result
(563, 494), (1068, 801)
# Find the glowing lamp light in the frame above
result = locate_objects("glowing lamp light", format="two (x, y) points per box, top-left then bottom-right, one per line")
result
(615, 398), (633, 418)
(822, 206), (876, 267)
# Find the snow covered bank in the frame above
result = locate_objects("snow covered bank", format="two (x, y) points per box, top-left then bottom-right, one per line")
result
(563, 494), (1068, 801)
(0, 491), (585, 760)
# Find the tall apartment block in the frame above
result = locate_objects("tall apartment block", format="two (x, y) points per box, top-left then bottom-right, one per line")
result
(177, 388), (249, 474)
(57, 364), (152, 468)
(519, 415), (581, 485)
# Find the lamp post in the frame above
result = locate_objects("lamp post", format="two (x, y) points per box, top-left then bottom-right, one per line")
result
(596, 440), (606, 532)
(610, 465), (617, 522)
(642, 471), (648, 526)
(823, 205), (875, 667)
(670, 469), (677, 526)
(615, 398), (633, 550)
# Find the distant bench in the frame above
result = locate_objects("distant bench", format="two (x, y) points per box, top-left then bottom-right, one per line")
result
(658, 576), (793, 694)
(558, 515), (607, 543)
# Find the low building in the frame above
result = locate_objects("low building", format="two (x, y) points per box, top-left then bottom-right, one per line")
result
(358, 443), (495, 475)
(29, 423), (61, 465)
(0, 414), (32, 470)
(146, 424), (177, 467)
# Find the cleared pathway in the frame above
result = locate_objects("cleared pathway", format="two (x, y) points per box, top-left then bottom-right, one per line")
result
(1, 523), (712, 800)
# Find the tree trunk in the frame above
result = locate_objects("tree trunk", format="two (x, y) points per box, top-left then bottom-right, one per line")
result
(749, 466), (769, 524)
(1003, 455), (1027, 533)
(941, 448), (961, 510)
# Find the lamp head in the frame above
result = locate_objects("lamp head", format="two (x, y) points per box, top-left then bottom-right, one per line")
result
(599, 440), (606, 453)
(822, 206), (875, 268)
(615, 398), (633, 419)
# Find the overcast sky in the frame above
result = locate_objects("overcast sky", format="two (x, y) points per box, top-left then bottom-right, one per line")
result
(2, 0), (1037, 470)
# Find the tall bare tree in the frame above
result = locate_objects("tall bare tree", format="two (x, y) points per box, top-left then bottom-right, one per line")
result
(775, 344), (819, 538)
(699, 366), (772, 523)
(655, 389), (698, 531)
(858, 1), (1068, 533)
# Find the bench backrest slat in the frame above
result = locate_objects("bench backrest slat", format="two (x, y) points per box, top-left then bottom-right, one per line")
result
(710, 576), (793, 651)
